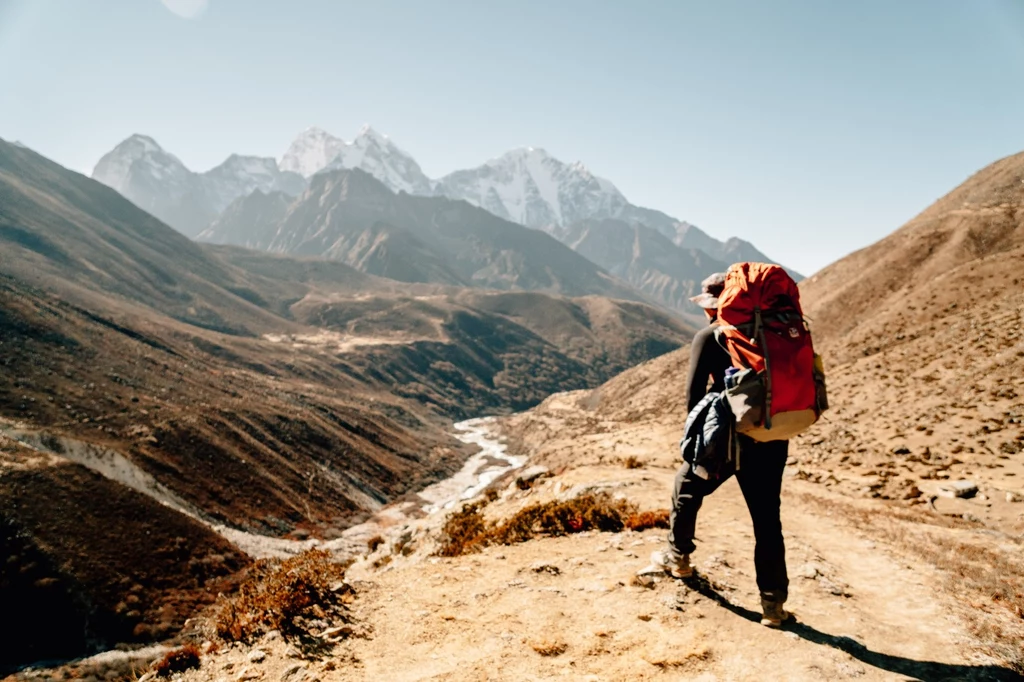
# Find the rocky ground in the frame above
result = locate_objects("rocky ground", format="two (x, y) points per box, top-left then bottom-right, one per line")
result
(58, 406), (1015, 682)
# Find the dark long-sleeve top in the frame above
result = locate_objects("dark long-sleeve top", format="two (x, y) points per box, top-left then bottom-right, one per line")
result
(686, 325), (733, 412)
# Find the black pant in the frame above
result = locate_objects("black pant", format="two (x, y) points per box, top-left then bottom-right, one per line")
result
(668, 438), (789, 602)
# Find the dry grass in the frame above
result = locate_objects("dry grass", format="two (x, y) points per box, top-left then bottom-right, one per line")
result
(624, 509), (670, 532)
(621, 455), (644, 469)
(366, 534), (385, 553)
(436, 500), (490, 557)
(436, 492), (638, 557)
(152, 645), (201, 677)
(212, 549), (354, 645)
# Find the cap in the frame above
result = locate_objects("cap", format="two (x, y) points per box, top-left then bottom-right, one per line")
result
(689, 272), (727, 309)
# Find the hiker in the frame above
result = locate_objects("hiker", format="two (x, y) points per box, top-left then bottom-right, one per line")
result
(654, 266), (822, 628)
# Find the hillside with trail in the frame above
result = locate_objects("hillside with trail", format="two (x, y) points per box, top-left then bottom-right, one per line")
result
(156, 409), (1020, 682)
(123, 153), (1024, 681)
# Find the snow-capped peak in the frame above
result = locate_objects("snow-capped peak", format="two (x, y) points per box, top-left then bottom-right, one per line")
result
(436, 146), (627, 229)
(279, 127), (347, 178)
(91, 133), (309, 236)
(280, 125), (433, 195)
(357, 123), (384, 140)
(91, 134), (189, 194)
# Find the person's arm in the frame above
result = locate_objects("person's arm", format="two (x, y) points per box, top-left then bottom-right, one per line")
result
(686, 327), (713, 412)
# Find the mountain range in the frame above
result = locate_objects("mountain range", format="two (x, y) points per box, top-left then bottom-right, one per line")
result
(91, 127), (798, 317)
(199, 168), (653, 305)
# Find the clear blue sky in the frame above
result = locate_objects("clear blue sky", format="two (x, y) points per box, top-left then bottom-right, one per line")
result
(2, 0), (1024, 275)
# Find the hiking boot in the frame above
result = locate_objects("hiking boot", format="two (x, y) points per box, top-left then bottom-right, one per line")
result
(760, 598), (790, 628)
(652, 550), (693, 579)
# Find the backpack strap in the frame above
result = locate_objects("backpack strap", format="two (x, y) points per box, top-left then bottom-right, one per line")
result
(754, 308), (773, 430)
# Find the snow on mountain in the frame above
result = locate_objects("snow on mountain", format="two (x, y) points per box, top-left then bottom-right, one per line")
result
(279, 125), (433, 195)
(274, 129), (777, 273)
(435, 147), (629, 230)
(320, 125), (433, 195)
(92, 134), (194, 196)
(92, 135), (306, 236)
(92, 126), (796, 280)
(278, 127), (348, 178)
(91, 134), (214, 234)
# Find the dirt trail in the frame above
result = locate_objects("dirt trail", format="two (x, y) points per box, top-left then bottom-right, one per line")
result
(180, 419), (1020, 682)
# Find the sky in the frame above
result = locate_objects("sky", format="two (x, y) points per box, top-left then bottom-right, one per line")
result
(2, 0), (1024, 275)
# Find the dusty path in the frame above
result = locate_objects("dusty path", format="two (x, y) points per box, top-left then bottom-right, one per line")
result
(180, 418), (1020, 682)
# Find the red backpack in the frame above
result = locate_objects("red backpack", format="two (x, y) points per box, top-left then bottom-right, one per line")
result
(715, 262), (827, 441)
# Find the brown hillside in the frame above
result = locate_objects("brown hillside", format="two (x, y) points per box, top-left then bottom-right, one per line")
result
(801, 150), (1024, 355)
(501, 150), (1024, 671)
(0, 435), (247, 671)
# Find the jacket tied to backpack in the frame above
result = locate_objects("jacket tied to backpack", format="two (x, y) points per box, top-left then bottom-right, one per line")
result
(680, 391), (738, 480)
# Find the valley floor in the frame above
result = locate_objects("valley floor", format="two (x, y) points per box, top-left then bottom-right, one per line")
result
(174, 411), (1022, 682)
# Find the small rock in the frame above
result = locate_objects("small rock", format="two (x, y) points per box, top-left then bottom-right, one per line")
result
(516, 465), (550, 485)
(530, 562), (561, 575)
(938, 480), (978, 499)
(799, 564), (821, 579)
(903, 485), (923, 500)
(281, 665), (305, 682)
(247, 650), (267, 664)
(261, 630), (282, 643)
(236, 668), (261, 682)
(818, 577), (850, 597)
(636, 563), (667, 577)
(633, 575), (656, 589)
(138, 673), (157, 682)
(892, 446), (911, 455)
(319, 625), (353, 640)
(1008, 492), (1021, 503)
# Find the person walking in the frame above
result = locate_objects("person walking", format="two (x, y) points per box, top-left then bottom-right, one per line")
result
(655, 270), (795, 628)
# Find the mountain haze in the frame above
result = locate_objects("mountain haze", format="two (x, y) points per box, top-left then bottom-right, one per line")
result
(200, 168), (648, 302)
(91, 127), (798, 295)
(92, 135), (306, 237)
(555, 218), (729, 318)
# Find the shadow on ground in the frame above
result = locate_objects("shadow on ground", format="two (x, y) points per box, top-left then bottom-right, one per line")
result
(683, 572), (1022, 682)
